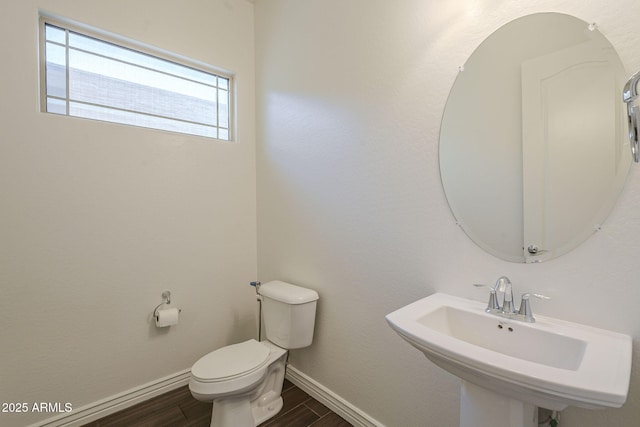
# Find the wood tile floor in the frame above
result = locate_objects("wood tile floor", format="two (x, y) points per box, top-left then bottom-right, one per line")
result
(82, 379), (352, 427)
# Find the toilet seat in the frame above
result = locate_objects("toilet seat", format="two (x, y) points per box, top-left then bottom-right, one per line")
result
(191, 339), (270, 383)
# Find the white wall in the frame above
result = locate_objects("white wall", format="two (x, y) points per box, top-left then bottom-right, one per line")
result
(255, 0), (640, 426)
(0, 1), (257, 426)
(2, 1), (640, 426)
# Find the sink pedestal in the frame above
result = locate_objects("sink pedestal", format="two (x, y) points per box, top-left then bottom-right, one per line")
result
(460, 381), (537, 427)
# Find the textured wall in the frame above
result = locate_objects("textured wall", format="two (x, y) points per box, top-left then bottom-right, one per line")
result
(255, 0), (640, 426)
(0, 1), (257, 426)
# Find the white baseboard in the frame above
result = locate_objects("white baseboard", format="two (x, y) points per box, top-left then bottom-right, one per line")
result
(30, 369), (191, 427)
(285, 365), (384, 427)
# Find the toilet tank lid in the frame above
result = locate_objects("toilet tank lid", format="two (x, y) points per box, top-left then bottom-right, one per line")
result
(259, 280), (319, 304)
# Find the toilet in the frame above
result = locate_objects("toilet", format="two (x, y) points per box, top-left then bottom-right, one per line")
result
(189, 280), (319, 427)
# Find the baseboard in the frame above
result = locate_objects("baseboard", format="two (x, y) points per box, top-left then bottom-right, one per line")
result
(30, 369), (191, 427)
(285, 365), (384, 427)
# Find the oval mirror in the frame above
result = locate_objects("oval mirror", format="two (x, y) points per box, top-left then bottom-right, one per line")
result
(439, 12), (631, 263)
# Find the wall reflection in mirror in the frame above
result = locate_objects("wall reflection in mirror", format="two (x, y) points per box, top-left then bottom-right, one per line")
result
(439, 12), (631, 263)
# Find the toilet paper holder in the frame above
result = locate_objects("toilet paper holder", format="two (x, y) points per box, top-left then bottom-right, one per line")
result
(153, 290), (181, 319)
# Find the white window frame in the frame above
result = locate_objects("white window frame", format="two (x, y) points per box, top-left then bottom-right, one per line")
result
(38, 12), (234, 141)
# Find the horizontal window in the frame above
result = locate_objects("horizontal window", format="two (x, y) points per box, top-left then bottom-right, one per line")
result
(40, 16), (233, 140)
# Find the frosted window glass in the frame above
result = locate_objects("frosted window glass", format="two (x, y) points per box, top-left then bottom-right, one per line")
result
(45, 25), (65, 44)
(70, 102), (217, 138)
(47, 98), (66, 115)
(45, 43), (66, 98)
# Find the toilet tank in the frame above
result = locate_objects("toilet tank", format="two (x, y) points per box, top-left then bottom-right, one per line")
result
(258, 281), (319, 349)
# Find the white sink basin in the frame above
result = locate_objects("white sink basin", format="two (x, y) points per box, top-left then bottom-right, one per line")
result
(386, 293), (632, 411)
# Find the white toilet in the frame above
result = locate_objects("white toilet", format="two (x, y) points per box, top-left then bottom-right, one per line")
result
(189, 280), (319, 427)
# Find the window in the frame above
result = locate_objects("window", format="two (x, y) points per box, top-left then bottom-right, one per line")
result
(39, 16), (232, 140)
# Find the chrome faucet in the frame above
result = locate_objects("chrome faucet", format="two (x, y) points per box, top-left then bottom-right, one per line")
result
(476, 276), (549, 323)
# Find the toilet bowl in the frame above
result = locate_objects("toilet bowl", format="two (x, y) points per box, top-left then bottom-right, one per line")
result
(189, 339), (287, 426)
(189, 280), (319, 427)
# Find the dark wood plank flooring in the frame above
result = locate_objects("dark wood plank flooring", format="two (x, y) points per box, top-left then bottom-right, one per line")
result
(82, 379), (352, 427)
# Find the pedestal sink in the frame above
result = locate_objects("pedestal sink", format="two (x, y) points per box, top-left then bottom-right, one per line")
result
(385, 293), (632, 427)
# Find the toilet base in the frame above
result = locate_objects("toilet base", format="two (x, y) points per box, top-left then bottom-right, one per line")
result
(252, 394), (283, 425)
(195, 341), (288, 427)
(208, 392), (284, 427)
(211, 396), (254, 427)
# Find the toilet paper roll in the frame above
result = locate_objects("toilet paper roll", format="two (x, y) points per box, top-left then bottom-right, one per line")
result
(155, 307), (180, 327)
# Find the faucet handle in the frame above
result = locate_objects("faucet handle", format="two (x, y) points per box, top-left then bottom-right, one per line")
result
(518, 293), (551, 322)
(473, 284), (500, 312)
